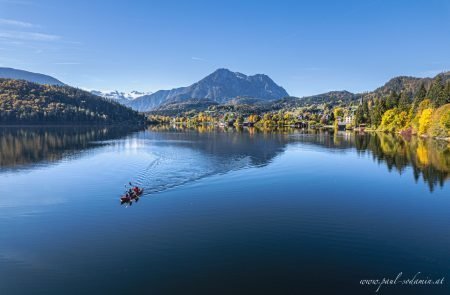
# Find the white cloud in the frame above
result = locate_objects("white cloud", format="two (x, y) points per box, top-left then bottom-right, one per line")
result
(0, 30), (60, 41)
(0, 18), (38, 28)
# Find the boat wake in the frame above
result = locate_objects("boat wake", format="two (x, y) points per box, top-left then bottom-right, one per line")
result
(131, 148), (251, 197)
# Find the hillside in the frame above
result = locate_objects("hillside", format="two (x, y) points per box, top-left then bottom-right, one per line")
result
(0, 79), (144, 125)
(364, 71), (450, 99)
(129, 69), (289, 112)
(0, 67), (65, 86)
(271, 91), (358, 109)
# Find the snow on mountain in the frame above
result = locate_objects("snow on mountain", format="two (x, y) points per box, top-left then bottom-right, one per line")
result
(90, 90), (152, 104)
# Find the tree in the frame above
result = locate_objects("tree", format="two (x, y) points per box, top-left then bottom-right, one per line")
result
(411, 99), (432, 132)
(418, 108), (433, 135)
(378, 108), (409, 132)
(445, 82), (450, 104)
(354, 105), (364, 125)
(398, 91), (411, 112)
(333, 107), (344, 120)
(427, 75), (444, 107)
(412, 83), (427, 113)
(247, 114), (260, 123)
(362, 99), (370, 125)
(386, 91), (399, 109)
(428, 104), (450, 138)
(370, 98), (386, 128)
(235, 115), (244, 126)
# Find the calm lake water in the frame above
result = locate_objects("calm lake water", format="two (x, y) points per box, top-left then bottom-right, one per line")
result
(0, 126), (449, 295)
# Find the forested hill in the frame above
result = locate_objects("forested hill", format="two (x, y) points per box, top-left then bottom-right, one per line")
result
(0, 79), (144, 125)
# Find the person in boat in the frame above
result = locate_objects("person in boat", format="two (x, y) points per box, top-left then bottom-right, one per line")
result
(133, 186), (140, 194)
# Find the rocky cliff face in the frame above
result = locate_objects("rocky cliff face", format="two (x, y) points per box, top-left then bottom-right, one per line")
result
(128, 68), (288, 111)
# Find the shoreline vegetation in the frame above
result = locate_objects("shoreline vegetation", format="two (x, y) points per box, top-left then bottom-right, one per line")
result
(146, 74), (450, 141)
(146, 102), (450, 142)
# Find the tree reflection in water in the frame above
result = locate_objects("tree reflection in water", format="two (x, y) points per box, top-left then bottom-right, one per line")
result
(0, 125), (448, 191)
(0, 126), (138, 170)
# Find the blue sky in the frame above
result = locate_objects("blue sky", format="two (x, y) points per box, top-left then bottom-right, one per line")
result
(0, 0), (449, 96)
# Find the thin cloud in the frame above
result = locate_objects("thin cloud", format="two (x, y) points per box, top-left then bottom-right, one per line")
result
(0, 18), (38, 28)
(0, 0), (34, 5)
(0, 30), (61, 41)
(191, 56), (207, 62)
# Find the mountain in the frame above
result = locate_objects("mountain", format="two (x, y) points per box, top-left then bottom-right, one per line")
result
(373, 76), (425, 95)
(128, 68), (289, 112)
(364, 71), (450, 99)
(144, 71), (450, 115)
(0, 79), (144, 125)
(152, 98), (220, 116)
(0, 67), (65, 86)
(90, 90), (152, 105)
(151, 90), (360, 116)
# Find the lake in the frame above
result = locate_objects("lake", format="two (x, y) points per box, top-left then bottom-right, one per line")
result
(0, 126), (449, 295)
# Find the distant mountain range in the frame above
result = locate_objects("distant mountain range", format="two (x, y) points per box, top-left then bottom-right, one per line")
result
(90, 90), (152, 105)
(149, 71), (450, 115)
(0, 67), (65, 86)
(1, 66), (449, 117)
(128, 68), (289, 112)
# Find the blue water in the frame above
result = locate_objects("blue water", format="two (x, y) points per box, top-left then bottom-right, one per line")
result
(0, 127), (449, 294)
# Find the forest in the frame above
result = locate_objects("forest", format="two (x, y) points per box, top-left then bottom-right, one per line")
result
(0, 79), (144, 125)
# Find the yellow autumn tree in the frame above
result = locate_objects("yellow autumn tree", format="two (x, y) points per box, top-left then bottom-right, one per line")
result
(333, 107), (345, 128)
(378, 108), (408, 132)
(418, 108), (433, 135)
(411, 99), (432, 133)
(428, 104), (450, 138)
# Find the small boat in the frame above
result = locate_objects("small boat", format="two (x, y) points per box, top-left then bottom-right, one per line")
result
(120, 187), (144, 202)
(134, 188), (144, 197)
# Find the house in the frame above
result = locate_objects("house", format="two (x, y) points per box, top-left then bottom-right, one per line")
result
(344, 115), (353, 124)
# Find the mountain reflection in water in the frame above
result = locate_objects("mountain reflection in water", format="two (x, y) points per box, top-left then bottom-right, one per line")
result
(0, 126), (448, 193)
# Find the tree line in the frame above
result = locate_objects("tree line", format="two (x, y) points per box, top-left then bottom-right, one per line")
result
(353, 75), (450, 137)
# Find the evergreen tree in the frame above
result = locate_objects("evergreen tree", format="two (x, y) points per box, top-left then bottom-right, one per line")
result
(427, 75), (444, 107)
(398, 91), (411, 112)
(362, 99), (370, 125)
(444, 82), (450, 104)
(412, 83), (427, 113)
(385, 91), (399, 109)
(354, 105), (364, 125)
(370, 98), (386, 127)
